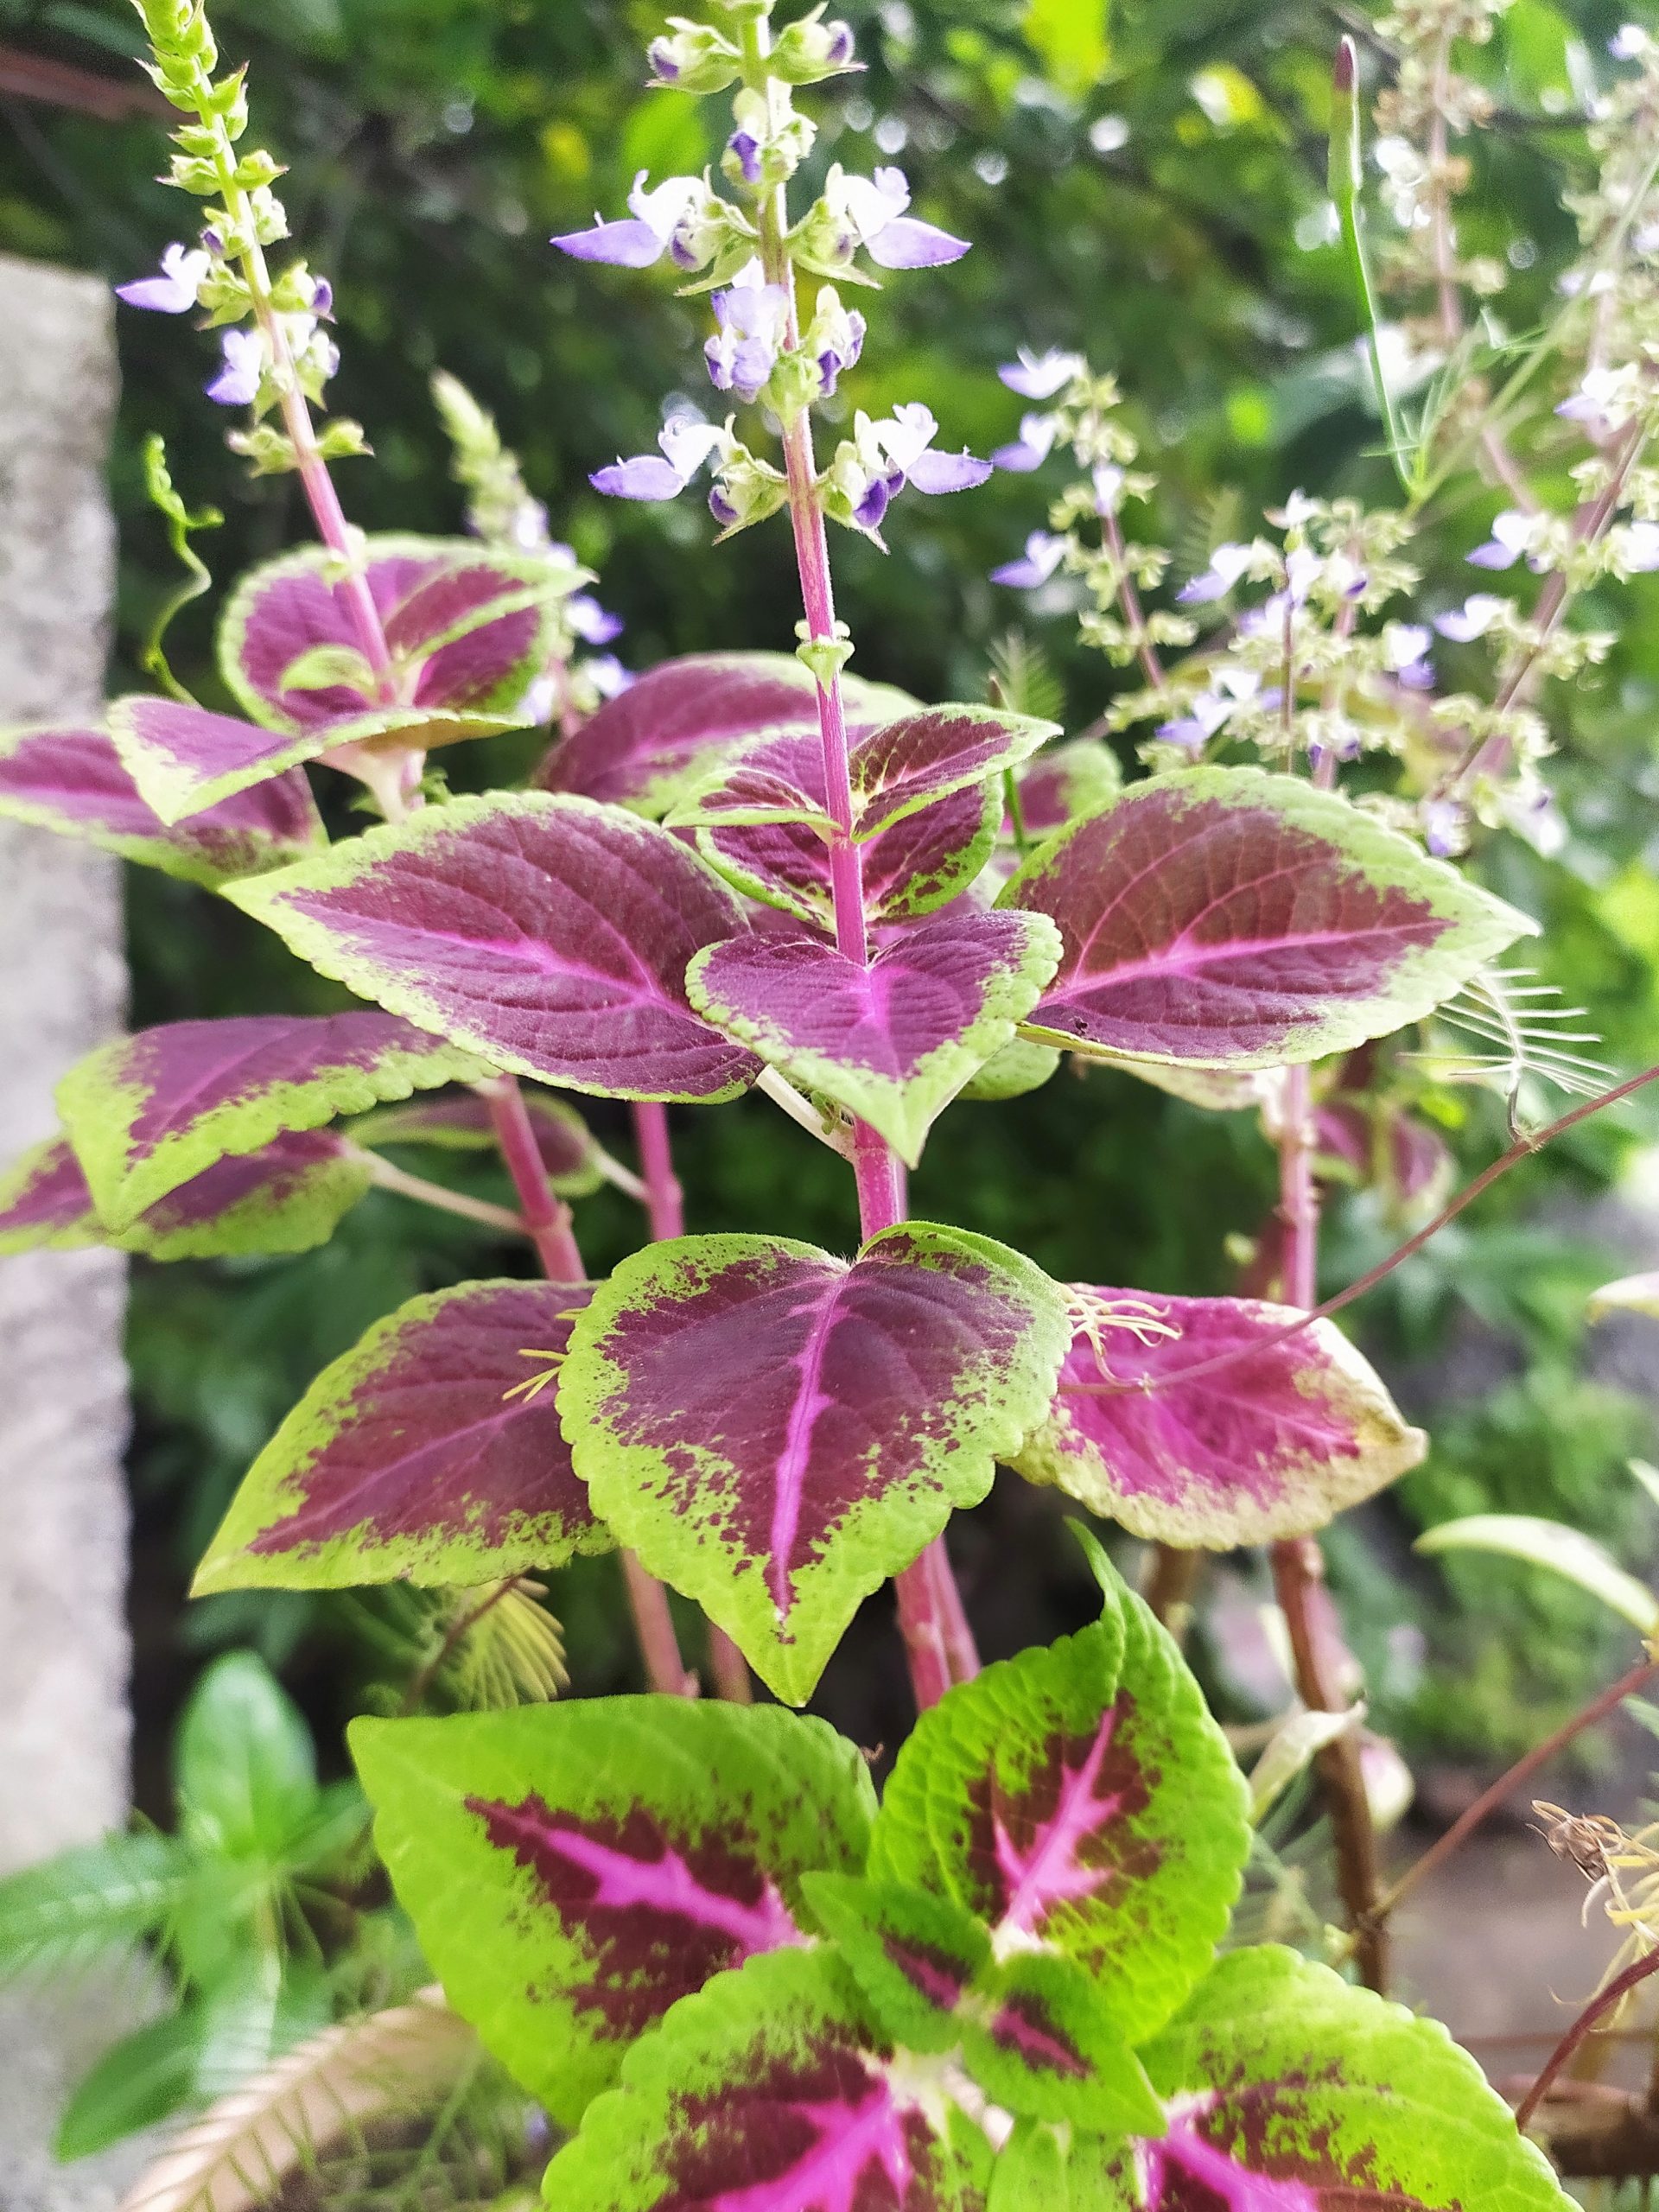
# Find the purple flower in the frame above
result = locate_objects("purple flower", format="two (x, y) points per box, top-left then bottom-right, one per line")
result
(816, 310), (865, 397)
(991, 531), (1067, 588)
(880, 401), (991, 493)
(704, 269), (790, 402)
(1383, 621), (1433, 690)
(117, 242), (209, 315)
(308, 276), (334, 319)
(991, 411), (1058, 473)
(1610, 23), (1648, 59)
(998, 347), (1084, 400)
(1092, 463), (1124, 514)
(206, 327), (265, 407)
(1620, 520), (1659, 572)
(727, 130), (763, 185)
(587, 654), (632, 697)
(568, 593), (624, 645)
(1178, 542), (1255, 605)
(1467, 509), (1537, 571)
(553, 173), (713, 271)
(592, 414), (725, 501)
(1422, 798), (1466, 858)
(1433, 593), (1508, 643)
(827, 165), (969, 270)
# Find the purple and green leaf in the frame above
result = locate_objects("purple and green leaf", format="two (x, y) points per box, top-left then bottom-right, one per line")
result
(0, 1130), (372, 1261)
(686, 910), (1062, 1165)
(1011, 741), (1122, 842)
(194, 1278), (605, 1594)
(671, 707), (1055, 842)
(702, 789), (998, 929)
(1001, 766), (1535, 1066)
(350, 1699), (877, 2125)
(347, 1087), (603, 1198)
(535, 651), (912, 819)
(560, 1224), (1071, 1704)
(1062, 1947), (1572, 2212)
(1014, 1292), (1426, 1548)
(55, 1013), (489, 1229)
(226, 794), (761, 1103)
(0, 721), (325, 884)
(107, 694), (527, 825)
(804, 1875), (1160, 2135)
(871, 1558), (1249, 2044)
(542, 1946), (995, 2212)
(218, 537), (575, 734)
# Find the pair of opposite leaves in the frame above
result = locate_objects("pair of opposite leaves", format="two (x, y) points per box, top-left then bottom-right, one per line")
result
(352, 1549), (1570, 2212)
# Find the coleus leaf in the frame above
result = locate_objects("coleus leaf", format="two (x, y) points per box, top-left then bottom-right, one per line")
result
(534, 650), (913, 818)
(350, 1697), (877, 2125)
(108, 694), (525, 825)
(686, 910), (1062, 1166)
(1012, 740), (1122, 842)
(1013, 1291), (1427, 1547)
(55, 1012), (490, 1229)
(226, 794), (760, 1103)
(1058, 1946), (1572, 2212)
(0, 1131), (371, 1261)
(542, 1946), (995, 2212)
(671, 706), (1057, 840)
(219, 536), (575, 733)
(1001, 766), (1535, 1066)
(804, 1875), (1161, 2135)
(194, 1279), (605, 1595)
(674, 720), (1018, 927)
(349, 1086), (603, 1197)
(870, 1557), (1249, 2044)
(702, 784), (997, 928)
(0, 721), (325, 884)
(560, 1224), (1071, 1704)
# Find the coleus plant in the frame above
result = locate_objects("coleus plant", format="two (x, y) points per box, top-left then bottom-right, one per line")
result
(1, 0), (1645, 2199)
(350, 1540), (1567, 2210)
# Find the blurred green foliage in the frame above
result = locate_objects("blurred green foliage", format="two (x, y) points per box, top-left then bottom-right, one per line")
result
(3, 0), (1656, 1783)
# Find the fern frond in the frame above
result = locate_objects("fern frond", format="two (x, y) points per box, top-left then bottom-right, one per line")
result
(118, 1988), (478, 2212)
(1413, 966), (1614, 1135)
(987, 631), (1065, 727)
(0, 1832), (188, 1980)
(439, 1580), (568, 1710)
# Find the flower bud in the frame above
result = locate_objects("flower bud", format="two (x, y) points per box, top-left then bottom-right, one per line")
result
(707, 445), (787, 535)
(720, 90), (817, 192)
(769, 6), (859, 83)
(647, 16), (742, 92)
(802, 285), (865, 397)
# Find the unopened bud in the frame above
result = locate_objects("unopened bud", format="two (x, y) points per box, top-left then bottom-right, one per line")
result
(647, 16), (742, 92)
(770, 6), (859, 84)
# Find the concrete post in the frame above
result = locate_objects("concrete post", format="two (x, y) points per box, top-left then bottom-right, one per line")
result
(0, 252), (147, 2209)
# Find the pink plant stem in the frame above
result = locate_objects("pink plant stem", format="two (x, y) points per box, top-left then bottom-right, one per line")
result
(631, 1100), (753, 1705)
(621, 1553), (696, 1700)
(1268, 1062), (1386, 1992)
(632, 1100), (687, 1243)
(1516, 1949), (1659, 2134)
(776, 406), (975, 1708)
(483, 1076), (585, 1282)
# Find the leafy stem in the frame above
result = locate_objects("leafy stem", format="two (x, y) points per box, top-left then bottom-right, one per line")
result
(748, 6), (973, 1707)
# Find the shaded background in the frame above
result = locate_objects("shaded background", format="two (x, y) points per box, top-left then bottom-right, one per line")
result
(3, 0), (1657, 1838)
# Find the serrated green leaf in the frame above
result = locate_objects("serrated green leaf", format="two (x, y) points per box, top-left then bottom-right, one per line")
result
(870, 1554), (1249, 2044)
(1058, 1946), (1573, 2212)
(542, 1946), (995, 2212)
(559, 1224), (1071, 1702)
(351, 1698), (877, 2126)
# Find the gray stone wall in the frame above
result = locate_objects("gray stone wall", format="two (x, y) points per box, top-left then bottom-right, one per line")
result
(0, 252), (148, 2211)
